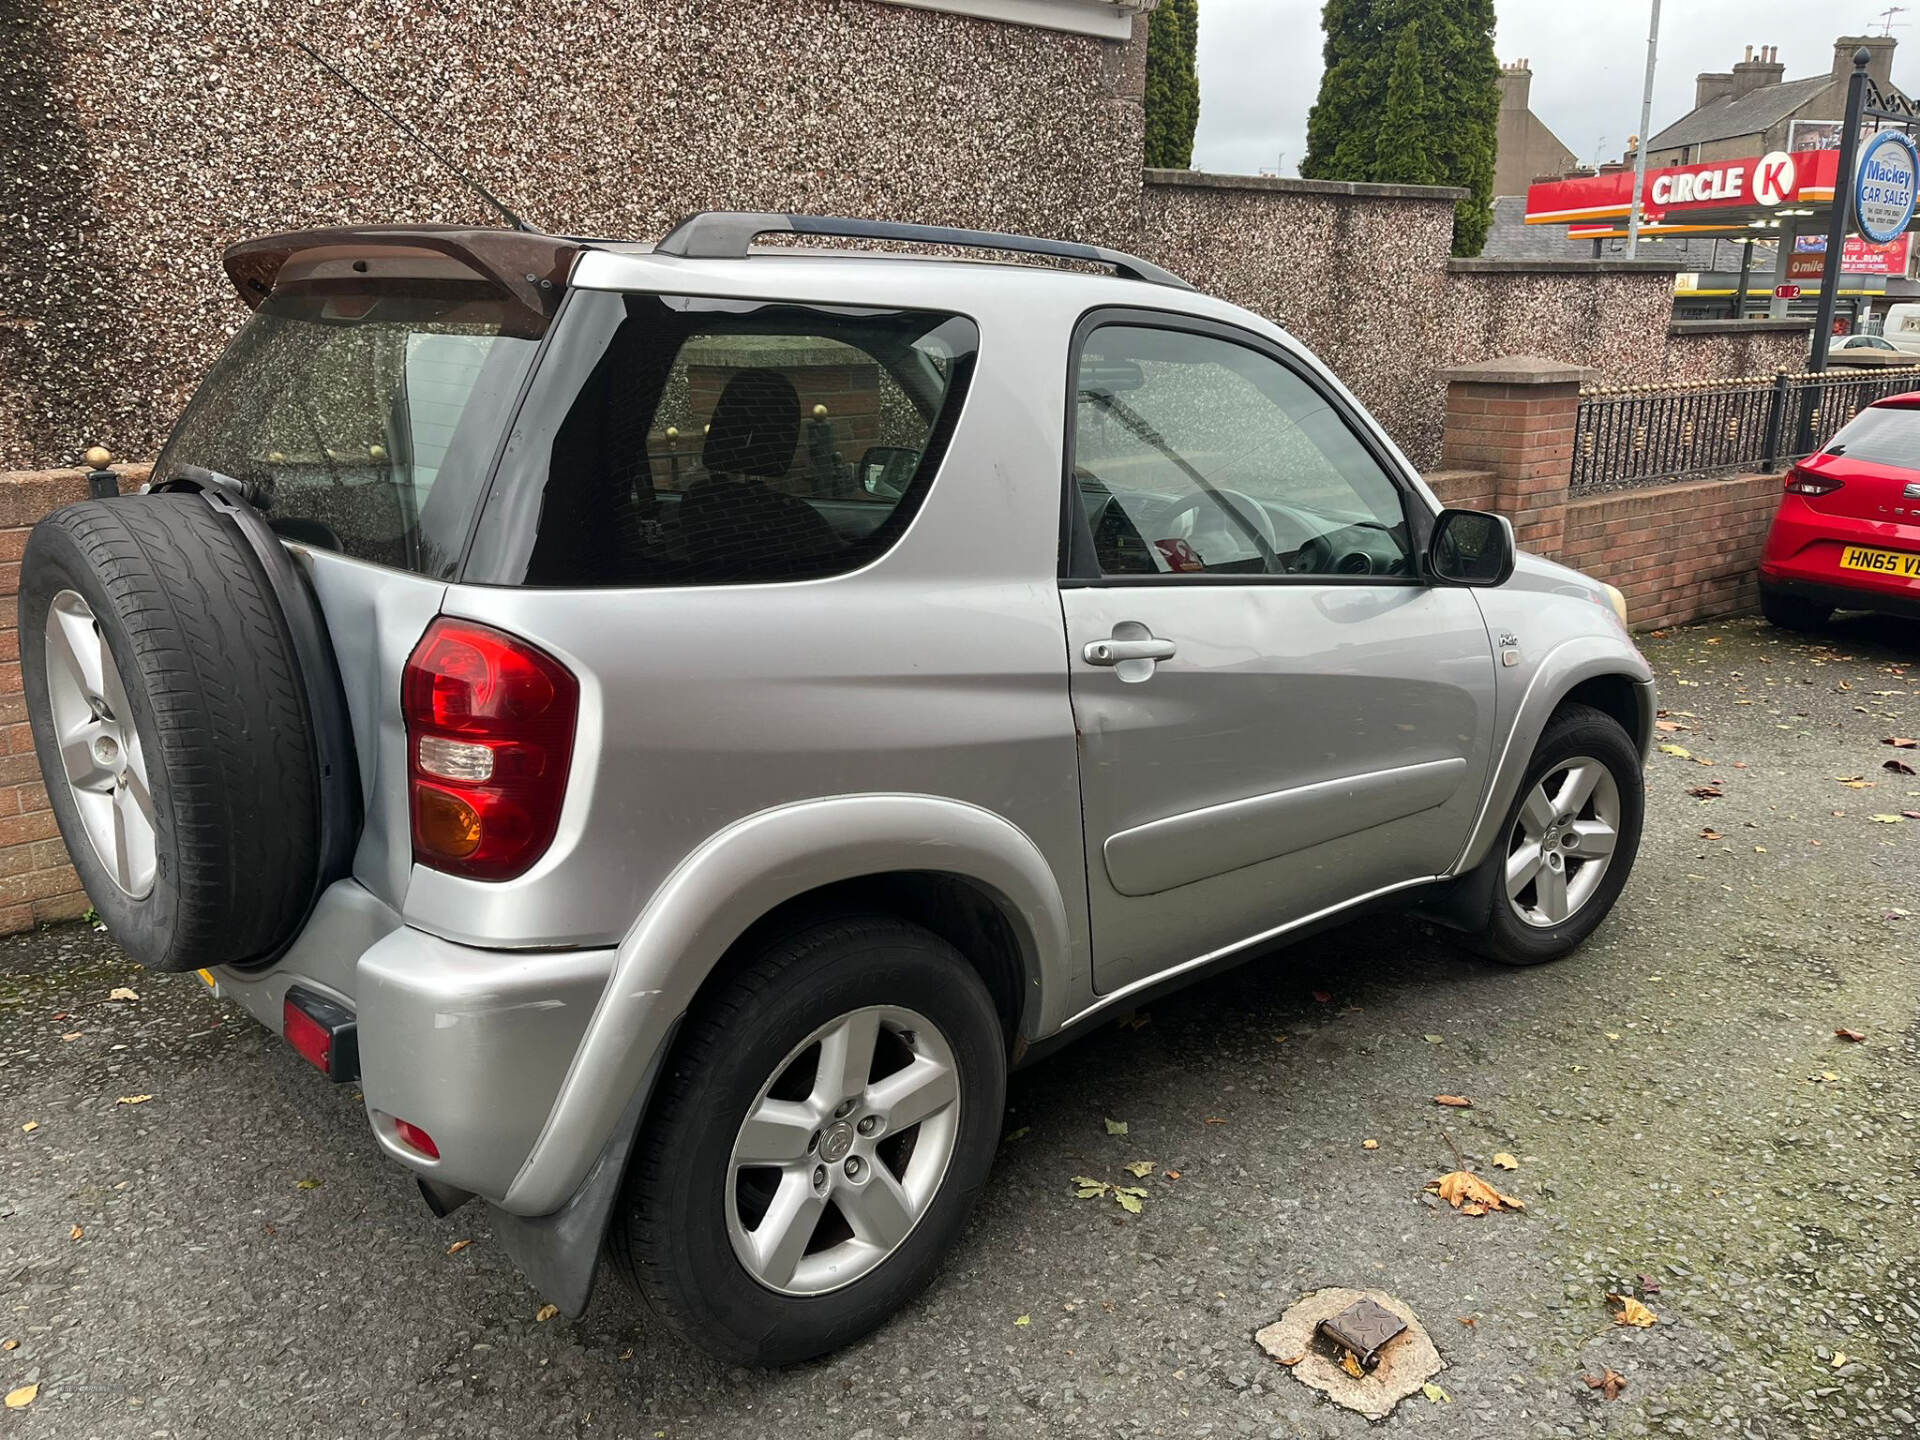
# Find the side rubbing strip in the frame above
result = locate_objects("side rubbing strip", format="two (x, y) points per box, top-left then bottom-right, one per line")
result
(1102, 757), (1470, 897)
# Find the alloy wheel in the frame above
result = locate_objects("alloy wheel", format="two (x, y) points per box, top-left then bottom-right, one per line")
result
(725, 1005), (960, 1296)
(43, 589), (156, 898)
(1504, 755), (1619, 929)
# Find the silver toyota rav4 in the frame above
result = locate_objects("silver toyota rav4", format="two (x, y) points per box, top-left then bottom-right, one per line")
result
(21, 213), (1652, 1364)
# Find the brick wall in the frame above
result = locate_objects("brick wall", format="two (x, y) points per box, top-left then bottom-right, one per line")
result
(0, 465), (148, 929)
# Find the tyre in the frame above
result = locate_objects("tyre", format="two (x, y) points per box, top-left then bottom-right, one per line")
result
(1471, 702), (1643, 966)
(18, 496), (322, 971)
(1759, 586), (1831, 632)
(611, 916), (1007, 1365)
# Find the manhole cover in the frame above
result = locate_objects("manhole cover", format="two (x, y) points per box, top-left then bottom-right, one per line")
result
(1254, 1287), (1445, 1421)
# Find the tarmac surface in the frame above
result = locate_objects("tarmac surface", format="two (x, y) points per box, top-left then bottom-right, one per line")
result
(3, 611), (1918, 1439)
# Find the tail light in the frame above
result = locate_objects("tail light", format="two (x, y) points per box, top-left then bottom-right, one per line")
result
(402, 618), (578, 881)
(1784, 465), (1843, 496)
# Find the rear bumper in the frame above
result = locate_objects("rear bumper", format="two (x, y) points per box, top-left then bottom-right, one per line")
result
(1760, 496), (1920, 618)
(215, 879), (616, 1207)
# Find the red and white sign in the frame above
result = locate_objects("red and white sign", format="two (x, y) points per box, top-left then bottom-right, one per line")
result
(1527, 148), (1839, 227)
(1792, 232), (1913, 276)
(1773, 284), (1802, 300)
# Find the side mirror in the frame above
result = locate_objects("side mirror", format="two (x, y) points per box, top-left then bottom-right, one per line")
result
(1428, 508), (1515, 587)
(857, 446), (920, 499)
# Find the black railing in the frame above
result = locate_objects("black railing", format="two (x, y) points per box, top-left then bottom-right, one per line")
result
(1570, 366), (1920, 493)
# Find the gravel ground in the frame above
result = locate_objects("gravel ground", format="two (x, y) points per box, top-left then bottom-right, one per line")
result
(3, 612), (1918, 1440)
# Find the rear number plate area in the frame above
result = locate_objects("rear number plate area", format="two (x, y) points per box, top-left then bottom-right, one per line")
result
(1839, 545), (1920, 579)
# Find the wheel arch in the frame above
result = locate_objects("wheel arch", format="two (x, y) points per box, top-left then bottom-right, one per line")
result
(501, 794), (1069, 1218)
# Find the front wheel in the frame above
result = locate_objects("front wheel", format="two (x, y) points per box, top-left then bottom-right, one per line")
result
(610, 916), (1007, 1365)
(1472, 703), (1644, 966)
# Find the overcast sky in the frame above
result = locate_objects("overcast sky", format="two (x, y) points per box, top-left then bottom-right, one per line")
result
(1193, 1), (1917, 181)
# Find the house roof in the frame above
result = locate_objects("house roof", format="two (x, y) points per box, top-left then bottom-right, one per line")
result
(1480, 195), (1609, 258)
(1644, 73), (1833, 152)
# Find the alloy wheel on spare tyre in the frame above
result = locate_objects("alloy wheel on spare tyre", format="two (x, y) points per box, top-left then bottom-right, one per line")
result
(18, 494), (342, 973)
(611, 915), (1006, 1366)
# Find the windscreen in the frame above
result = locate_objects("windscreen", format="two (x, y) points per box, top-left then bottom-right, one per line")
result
(1824, 403), (1920, 470)
(152, 278), (543, 577)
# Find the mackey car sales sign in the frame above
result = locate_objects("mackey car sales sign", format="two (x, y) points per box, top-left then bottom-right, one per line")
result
(1854, 131), (1919, 245)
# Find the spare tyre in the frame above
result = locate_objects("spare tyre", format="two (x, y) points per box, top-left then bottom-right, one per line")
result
(19, 492), (344, 972)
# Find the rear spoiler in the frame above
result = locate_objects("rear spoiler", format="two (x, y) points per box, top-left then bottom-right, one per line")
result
(222, 226), (582, 334)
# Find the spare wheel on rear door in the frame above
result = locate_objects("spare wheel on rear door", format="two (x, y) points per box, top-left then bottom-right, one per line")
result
(18, 491), (355, 972)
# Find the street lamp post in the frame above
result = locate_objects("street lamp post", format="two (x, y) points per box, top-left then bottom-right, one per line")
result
(1625, 0), (1662, 258)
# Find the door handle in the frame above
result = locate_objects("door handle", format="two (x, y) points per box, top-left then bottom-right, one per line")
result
(1083, 636), (1177, 666)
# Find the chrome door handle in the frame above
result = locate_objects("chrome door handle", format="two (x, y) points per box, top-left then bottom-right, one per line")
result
(1083, 636), (1177, 665)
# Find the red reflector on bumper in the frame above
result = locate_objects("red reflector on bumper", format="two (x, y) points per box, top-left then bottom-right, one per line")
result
(282, 986), (360, 1083)
(393, 1118), (441, 1159)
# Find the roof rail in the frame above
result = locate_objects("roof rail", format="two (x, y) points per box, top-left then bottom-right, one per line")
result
(652, 212), (1195, 291)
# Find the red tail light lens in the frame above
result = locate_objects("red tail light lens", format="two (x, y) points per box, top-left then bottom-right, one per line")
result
(392, 1118), (440, 1159)
(1784, 465), (1843, 496)
(403, 618), (578, 880)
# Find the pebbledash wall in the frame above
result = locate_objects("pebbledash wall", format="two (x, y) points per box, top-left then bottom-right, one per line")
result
(0, 0), (1814, 929)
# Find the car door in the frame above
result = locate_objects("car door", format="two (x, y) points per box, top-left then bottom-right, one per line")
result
(1059, 313), (1498, 995)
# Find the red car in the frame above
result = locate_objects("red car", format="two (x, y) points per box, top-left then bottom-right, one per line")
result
(1758, 392), (1920, 629)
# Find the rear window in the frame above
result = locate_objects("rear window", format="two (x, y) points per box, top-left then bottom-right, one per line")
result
(463, 292), (979, 587)
(153, 279), (543, 577)
(1825, 403), (1920, 469)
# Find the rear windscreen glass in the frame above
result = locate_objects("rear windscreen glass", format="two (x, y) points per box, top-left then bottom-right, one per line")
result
(463, 291), (979, 587)
(1824, 403), (1920, 470)
(151, 280), (542, 577)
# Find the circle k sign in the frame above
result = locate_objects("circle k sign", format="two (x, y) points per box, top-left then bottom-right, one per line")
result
(1751, 151), (1797, 207)
(1855, 131), (1919, 245)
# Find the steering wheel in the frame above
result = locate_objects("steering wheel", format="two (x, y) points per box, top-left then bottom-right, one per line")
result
(1152, 488), (1281, 571)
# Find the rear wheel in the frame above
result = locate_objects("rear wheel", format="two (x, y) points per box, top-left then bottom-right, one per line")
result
(19, 496), (323, 971)
(1759, 585), (1832, 632)
(611, 916), (1006, 1365)
(1472, 703), (1643, 966)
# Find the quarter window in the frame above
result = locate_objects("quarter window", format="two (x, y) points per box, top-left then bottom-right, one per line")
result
(1071, 324), (1414, 579)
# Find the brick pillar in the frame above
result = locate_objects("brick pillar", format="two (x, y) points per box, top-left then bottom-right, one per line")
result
(1439, 356), (1589, 557)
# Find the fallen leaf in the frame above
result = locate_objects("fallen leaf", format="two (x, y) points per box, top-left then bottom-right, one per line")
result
(1886, 737), (1918, 748)
(447, 1239), (473, 1255)
(1831, 1351), (1850, 1368)
(1311, 989), (1332, 1003)
(295, 1176), (322, 1189)
(1835, 1028), (1866, 1042)
(108, 987), (138, 1002)
(536, 1303), (558, 1322)
(115, 1095), (153, 1105)
(1869, 814), (1906, 824)
(1583, 1367), (1628, 1400)
(1885, 758), (1918, 776)
(1658, 743), (1692, 758)
(1112, 1186), (1146, 1215)
(1340, 1349), (1365, 1379)
(1422, 1033), (1445, 1044)
(1606, 1031), (1621, 1040)
(1434, 1094), (1473, 1108)
(20, 1121), (37, 1134)
(1362, 1139), (1379, 1150)
(1687, 784), (1724, 800)
(1460, 1201), (1488, 1216)
(5, 1383), (38, 1410)
(1836, 776), (1874, 789)
(1457, 1314), (1478, 1328)
(1103, 1117), (1128, 1136)
(1203, 1115), (1227, 1124)
(1655, 719), (1683, 732)
(1272, 1349), (1306, 1366)
(1003, 1126), (1030, 1143)
(1124, 1160), (1154, 1177)
(1427, 1170), (1524, 1211)
(1014, 1313), (1031, 1327)
(1608, 1293), (1658, 1327)
(61, 1032), (80, 1042)
(1699, 827), (1723, 839)
(0, 1339), (16, 1351)
(1492, 1152), (1519, 1170)
(69, 1224), (83, 1241)
(1636, 1273), (1662, 1295)
(1072, 1176), (1109, 1199)
(1423, 1381), (1453, 1404)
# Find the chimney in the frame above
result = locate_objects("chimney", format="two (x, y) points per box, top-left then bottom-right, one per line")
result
(1499, 59), (1532, 110)
(1730, 44), (1786, 99)
(1835, 34), (1897, 91)
(1695, 71), (1735, 108)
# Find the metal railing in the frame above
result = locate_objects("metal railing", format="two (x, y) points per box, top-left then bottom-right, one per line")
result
(1570, 366), (1920, 493)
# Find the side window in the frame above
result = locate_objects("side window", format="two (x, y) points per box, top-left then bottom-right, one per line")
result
(1072, 324), (1415, 579)
(495, 294), (978, 588)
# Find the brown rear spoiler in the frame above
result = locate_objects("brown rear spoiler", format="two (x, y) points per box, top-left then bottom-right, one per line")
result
(222, 225), (584, 334)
